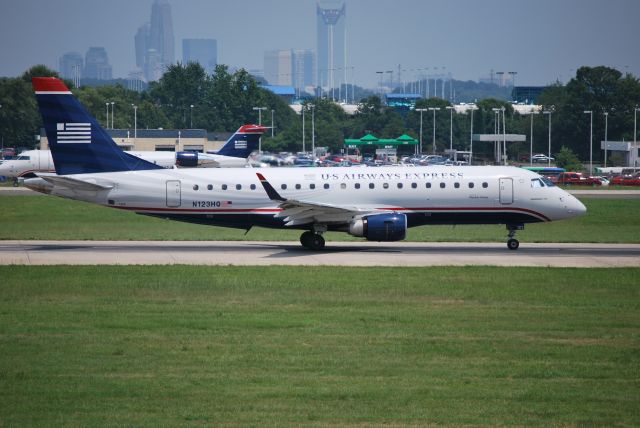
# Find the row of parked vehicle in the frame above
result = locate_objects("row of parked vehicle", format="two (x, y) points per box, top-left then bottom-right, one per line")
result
(551, 171), (640, 186)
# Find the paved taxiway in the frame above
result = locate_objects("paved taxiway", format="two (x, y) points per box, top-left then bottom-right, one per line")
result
(1, 240), (638, 267)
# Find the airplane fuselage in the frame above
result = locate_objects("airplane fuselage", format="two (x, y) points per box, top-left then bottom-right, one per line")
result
(31, 165), (585, 231)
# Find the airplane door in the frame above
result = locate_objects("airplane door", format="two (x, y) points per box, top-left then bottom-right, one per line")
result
(166, 180), (181, 207)
(499, 178), (513, 204)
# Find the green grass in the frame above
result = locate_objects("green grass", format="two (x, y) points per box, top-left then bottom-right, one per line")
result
(1, 195), (639, 243)
(0, 266), (638, 426)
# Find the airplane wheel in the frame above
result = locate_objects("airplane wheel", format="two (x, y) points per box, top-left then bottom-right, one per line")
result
(507, 238), (520, 250)
(300, 231), (325, 250)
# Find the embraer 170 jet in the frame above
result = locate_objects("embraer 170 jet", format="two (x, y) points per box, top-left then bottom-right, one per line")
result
(26, 77), (586, 250)
(0, 125), (265, 179)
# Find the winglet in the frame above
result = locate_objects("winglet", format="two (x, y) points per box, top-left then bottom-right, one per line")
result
(256, 172), (286, 202)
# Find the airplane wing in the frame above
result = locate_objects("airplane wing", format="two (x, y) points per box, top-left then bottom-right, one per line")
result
(37, 173), (114, 191)
(256, 172), (375, 226)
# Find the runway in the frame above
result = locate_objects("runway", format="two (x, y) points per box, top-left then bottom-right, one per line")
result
(1, 240), (638, 267)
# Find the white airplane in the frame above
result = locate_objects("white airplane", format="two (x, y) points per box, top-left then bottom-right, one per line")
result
(0, 126), (266, 179)
(25, 77), (587, 250)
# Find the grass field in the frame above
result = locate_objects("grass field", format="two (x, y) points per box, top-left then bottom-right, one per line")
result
(0, 266), (638, 426)
(1, 195), (639, 243)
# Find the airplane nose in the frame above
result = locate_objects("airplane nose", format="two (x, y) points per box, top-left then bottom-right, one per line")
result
(567, 195), (587, 217)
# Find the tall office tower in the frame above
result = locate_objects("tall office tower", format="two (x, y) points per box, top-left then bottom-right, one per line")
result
(316, 0), (346, 92)
(264, 50), (293, 86)
(135, 23), (150, 69)
(146, 0), (174, 81)
(292, 49), (316, 93)
(83, 47), (112, 80)
(182, 39), (218, 73)
(59, 52), (83, 86)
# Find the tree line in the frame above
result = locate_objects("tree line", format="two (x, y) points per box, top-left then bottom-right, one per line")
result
(1, 64), (638, 168)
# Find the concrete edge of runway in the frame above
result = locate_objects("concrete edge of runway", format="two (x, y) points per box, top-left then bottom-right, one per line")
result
(2, 240), (639, 267)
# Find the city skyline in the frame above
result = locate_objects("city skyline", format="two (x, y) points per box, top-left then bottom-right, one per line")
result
(0, 0), (638, 88)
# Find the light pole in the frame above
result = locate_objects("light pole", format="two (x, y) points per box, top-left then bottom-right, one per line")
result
(271, 109), (275, 138)
(415, 108), (427, 155)
(635, 106), (640, 145)
(302, 106), (306, 154)
(132, 104), (138, 140)
(446, 106), (454, 151)
(309, 104), (316, 158)
(508, 71), (518, 101)
(253, 106), (267, 153)
(603, 111), (609, 168)
(105, 103), (109, 129)
(110, 102), (115, 129)
(190, 104), (194, 128)
(584, 110), (593, 175)
(428, 107), (440, 155)
(543, 109), (552, 167)
(376, 71), (383, 95)
(469, 104), (477, 165)
(528, 110), (539, 166)
(492, 108), (501, 164)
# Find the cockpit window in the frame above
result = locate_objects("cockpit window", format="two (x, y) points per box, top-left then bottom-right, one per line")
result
(16, 156), (30, 160)
(540, 177), (556, 187)
(531, 178), (544, 188)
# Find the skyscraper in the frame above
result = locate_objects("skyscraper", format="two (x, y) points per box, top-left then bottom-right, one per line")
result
(316, 0), (346, 92)
(83, 47), (112, 80)
(182, 39), (218, 73)
(135, 0), (174, 82)
(264, 50), (293, 86)
(59, 52), (83, 86)
(292, 49), (316, 93)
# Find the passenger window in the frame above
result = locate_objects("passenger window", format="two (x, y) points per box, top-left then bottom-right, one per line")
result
(324, 183), (330, 189)
(222, 184), (228, 190)
(454, 182), (460, 189)
(482, 182), (488, 188)
(310, 183), (316, 190)
(369, 183), (375, 189)
(355, 183), (361, 189)
(440, 182), (446, 189)
(468, 182), (474, 189)
(250, 184), (256, 190)
(207, 184), (213, 191)
(411, 182), (417, 189)
(193, 184), (199, 191)
(383, 183), (389, 189)
(295, 184), (301, 190)
(236, 184), (242, 190)
(397, 183), (403, 189)
(426, 182), (431, 189)
(341, 183), (347, 189)
(281, 184), (287, 190)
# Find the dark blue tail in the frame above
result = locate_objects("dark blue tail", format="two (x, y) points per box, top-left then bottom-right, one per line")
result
(32, 77), (163, 175)
(215, 124), (267, 158)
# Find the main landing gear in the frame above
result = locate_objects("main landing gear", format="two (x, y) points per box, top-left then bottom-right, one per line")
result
(506, 224), (524, 250)
(300, 225), (327, 250)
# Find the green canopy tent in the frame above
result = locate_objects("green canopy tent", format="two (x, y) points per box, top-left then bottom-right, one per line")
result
(344, 133), (418, 159)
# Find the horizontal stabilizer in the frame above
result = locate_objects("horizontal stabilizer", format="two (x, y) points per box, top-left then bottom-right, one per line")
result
(38, 174), (113, 191)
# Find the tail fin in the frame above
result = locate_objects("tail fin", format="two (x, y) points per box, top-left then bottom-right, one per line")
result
(32, 77), (163, 175)
(215, 124), (267, 158)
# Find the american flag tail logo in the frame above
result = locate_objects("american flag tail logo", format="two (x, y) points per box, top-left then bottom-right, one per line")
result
(57, 122), (91, 144)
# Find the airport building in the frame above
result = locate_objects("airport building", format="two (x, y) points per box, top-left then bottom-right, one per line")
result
(38, 129), (232, 153)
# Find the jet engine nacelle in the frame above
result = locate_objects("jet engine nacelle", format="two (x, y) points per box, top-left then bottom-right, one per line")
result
(175, 152), (199, 167)
(348, 213), (407, 242)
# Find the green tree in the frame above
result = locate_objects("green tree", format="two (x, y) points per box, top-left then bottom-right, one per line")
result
(555, 146), (583, 172)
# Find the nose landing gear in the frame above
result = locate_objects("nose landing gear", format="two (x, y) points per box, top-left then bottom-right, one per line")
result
(506, 223), (524, 250)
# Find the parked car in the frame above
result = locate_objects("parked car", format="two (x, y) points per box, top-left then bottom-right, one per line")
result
(556, 172), (602, 186)
(610, 173), (640, 186)
(531, 153), (555, 163)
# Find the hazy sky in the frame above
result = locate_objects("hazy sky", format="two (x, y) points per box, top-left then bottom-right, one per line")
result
(1, 0), (638, 87)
